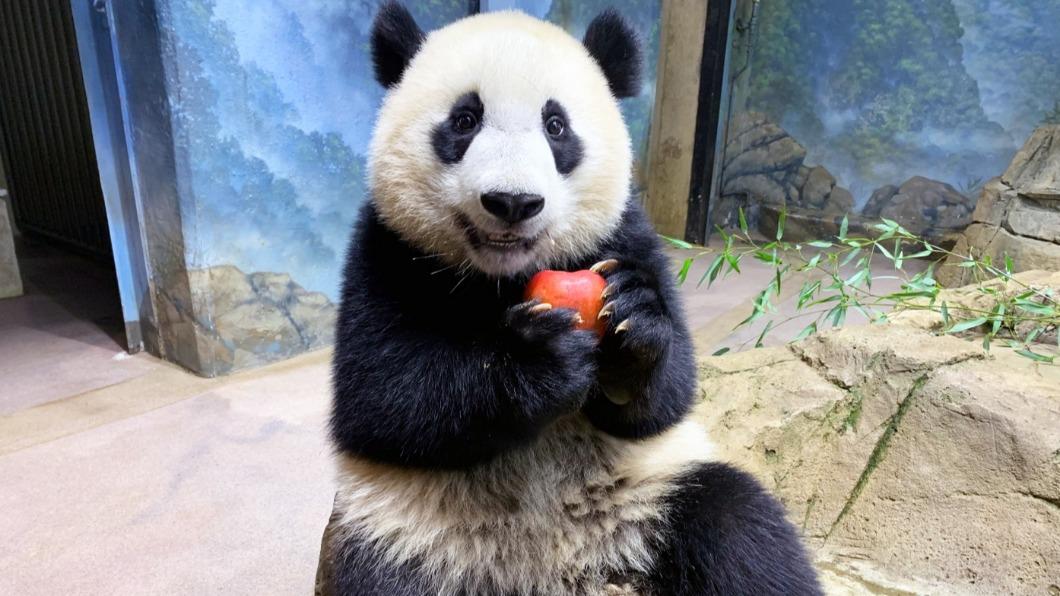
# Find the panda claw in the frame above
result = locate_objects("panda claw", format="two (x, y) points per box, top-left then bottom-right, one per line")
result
(598, 301), (616, 320)
(615, 319), (631, 333)
(590, 259), (619, 274)
(529, 303), (553, 314)
(601, 284), (617, 300)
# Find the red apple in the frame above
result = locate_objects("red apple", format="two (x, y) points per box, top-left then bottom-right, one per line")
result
(524, 270), (608, 335)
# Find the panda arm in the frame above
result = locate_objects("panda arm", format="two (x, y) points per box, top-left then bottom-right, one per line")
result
(582, 202), (697, 438)
(330, 213), (596, 469)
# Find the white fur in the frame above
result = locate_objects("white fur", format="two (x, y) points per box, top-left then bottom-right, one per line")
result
(368, 11), (633, 276)
(333, 416), (714, 595)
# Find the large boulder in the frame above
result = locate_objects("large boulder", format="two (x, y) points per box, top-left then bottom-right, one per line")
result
(875, 176), (974, 236)
(719, 112), (856, 236)
(695, 325), (1060, 595)
(940, 125), (1060, 286)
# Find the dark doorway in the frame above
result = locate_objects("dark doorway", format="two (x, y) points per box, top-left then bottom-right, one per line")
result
(0, 1), (125, 349)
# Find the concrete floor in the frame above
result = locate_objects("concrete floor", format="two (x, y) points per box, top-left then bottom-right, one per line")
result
(0, 238), (910, 595)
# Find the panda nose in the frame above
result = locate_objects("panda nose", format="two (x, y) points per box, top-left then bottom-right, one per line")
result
(480, 192), (545, 225)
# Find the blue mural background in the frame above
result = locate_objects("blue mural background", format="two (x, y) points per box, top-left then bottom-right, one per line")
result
(157, 0), (659, 302)
(722, 0), (1060, 215)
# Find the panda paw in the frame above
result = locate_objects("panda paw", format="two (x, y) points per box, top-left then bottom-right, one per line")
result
(504, 300), (598, 402)
(591, 258), (673, 366)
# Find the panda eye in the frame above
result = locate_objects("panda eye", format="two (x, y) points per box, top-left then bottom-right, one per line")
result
(545, 115), (566, 137)
(454, 112), (478, 133)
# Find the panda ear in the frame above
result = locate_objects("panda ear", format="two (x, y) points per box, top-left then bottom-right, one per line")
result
(582, 8), (643, 99)
(371, 1), (426, 88)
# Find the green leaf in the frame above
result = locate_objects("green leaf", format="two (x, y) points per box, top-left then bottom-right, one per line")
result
(738, 207), (749, 235)
(755, 320), (775, 348)
(797, 280), (821, 309)
(698, 255), (725, 288)
(661, 235), (694, 249)
(876, 241), (894, 262)
(840, 247), (862, 267)
(726, 252), (741, 274)
(676, 258), (693, 284)
(958, 260), (978, 268)
(845, 268), (869, 288)
(838, 215), (849, 240)
(941, 301), (951, 327)
(826, 304), (848, 328)
(800, 253), (822, 272)
(808, 241), (833, 248)
(946, 317), (989, 334)
(776, 210), (787, 241)
(753, 251), (778, 265)
(1004, 253), (1014, 275)
(991, 302), (1006, 335)
(1015, 348), (1054, 363)
(793, 322), (817, 342)
(1014, 299), (1054, 315)
(712, 347), (731, 356)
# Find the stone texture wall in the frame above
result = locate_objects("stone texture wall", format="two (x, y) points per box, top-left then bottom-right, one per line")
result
(696, 325), (1060, 595)
(940, 125), (1060, 286)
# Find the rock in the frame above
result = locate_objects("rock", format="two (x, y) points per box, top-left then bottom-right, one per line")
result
(0, 193), (22, 299)
(1001, 124), (1060, 198)
(722, 174), (788, 207)
(720, 112), (811, 213)
(800, 166), (836, 209)
(940, 126), (1060, 286)
(164, 265), (337, 375)
(695, 325), (1060, 595)
(725, 136), (807, 179)
(878, 176), (974, 235)
(862, 185), (899, 219)
(891, 270), (1060, 347)
(822, 186), (854, 215)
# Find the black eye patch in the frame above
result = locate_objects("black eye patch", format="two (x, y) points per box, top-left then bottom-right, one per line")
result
(432, 92), (484, 164)
(542, 100), (584, 175)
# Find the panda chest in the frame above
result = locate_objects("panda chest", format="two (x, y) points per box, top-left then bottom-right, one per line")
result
(334, 416), (680, 595)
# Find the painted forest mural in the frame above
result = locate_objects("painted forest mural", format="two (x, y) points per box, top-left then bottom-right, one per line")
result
(720, 0), (1060, 239)
(150, 0), (659, 372)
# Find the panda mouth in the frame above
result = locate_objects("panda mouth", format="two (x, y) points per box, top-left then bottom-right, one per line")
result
(456, 213), (540, 253)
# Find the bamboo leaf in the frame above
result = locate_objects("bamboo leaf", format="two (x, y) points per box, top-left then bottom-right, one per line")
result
(808, 241), (833, 248)
(776, 211), (787, 241)
(793, 322), (817, 342)
(712, 347), (731, 356)
(738, 207), (749, 235)
(946, 317), (989, 334)
(677, 258), (693, 284)
(698, 255), (725, 288)
(1015, 348), (1054, 363)
(838, 215), (849, 240)
(755, 320), (775, 348)
(661, 235), (694, 249)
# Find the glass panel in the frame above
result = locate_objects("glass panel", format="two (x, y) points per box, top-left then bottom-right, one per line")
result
(716, 0), (1060, 241)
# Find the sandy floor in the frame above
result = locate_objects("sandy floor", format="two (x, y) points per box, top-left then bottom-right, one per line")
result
(0, 238), (909, 595)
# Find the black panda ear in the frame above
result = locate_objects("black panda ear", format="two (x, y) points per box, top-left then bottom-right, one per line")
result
(582, 8), (643, 99)
(371, 1), (425, 88)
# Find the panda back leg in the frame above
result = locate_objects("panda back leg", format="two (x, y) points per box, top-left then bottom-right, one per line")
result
(649, 462), (823, 596)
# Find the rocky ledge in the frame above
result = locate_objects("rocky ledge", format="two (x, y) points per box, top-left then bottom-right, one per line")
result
(695, 324), (1059, 595)
(940, 125), (1060, 286)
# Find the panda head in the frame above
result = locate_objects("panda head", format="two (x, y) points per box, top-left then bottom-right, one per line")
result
(367, 2), (642, 277)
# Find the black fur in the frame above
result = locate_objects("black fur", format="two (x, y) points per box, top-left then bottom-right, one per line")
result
(331, 199), (692, 468)
(431, 92), (485, 164)
(582, 9), (643, 99)
(329, 199), (821, 592)
(649, 463), (824, 595)
(371, 1), (425, 88)
(542, 99), (584, 175)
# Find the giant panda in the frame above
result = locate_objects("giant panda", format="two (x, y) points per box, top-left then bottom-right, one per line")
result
(326, 3), (822, 595)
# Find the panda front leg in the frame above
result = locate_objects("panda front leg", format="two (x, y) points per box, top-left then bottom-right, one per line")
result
(648, 462), (823, 596)
(581, 256), (697, 438)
